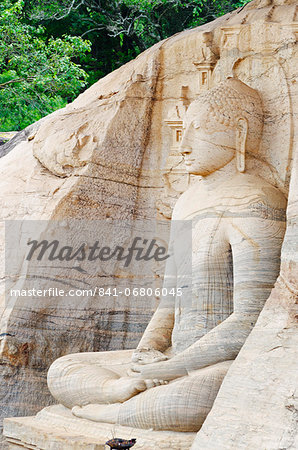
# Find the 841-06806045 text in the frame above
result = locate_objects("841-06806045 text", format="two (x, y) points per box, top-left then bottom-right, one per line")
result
(9, 287), (183, 298)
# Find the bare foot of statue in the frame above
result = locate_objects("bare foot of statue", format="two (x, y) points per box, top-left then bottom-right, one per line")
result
(94, 376), (168, 404)
(100, 377), (147, 403)
(72, 403), (121, 423)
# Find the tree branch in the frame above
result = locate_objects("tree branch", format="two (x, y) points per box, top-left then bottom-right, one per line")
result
(0, 76), (36, 89)
(81, 26), (105, 37)
(53, 0), (84, 20)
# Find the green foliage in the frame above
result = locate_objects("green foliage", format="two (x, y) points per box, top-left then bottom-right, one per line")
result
(0, 0), (91, 131)
(23, 0), (251, 78)
(0, 0), (252, 131)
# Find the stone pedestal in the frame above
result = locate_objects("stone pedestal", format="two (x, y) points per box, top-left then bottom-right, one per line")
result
(4, 405), (196, 449)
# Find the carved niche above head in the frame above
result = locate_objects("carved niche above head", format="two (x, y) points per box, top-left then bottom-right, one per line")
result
(193, 31), (219, 91)
(157, 90), (189, 220)
(157, 32), (220, 219)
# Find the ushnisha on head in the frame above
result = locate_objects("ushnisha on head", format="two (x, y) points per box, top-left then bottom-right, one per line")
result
(180, 77), (264, 175)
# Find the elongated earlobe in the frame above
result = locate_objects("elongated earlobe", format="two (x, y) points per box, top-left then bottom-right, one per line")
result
(236, 117), (248, 173)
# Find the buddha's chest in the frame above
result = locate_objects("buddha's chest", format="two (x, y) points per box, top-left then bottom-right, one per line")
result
(173, 215), (231, 276)
(171, 216), (233, 351)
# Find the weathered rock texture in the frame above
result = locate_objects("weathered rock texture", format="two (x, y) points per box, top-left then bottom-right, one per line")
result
(1, 0), (298, 448)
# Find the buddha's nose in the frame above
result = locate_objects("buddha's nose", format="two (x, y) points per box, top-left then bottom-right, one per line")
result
(179, 130), (192, 155)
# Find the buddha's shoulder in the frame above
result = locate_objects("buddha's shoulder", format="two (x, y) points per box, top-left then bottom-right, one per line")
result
(223, 174), (287, 209)
(172, 174), (287, 221)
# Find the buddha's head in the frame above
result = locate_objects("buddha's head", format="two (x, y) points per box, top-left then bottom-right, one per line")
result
(180, 78), (263, 176)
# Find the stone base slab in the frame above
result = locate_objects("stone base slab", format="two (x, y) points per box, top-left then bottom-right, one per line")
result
(4, 405), (196, 449)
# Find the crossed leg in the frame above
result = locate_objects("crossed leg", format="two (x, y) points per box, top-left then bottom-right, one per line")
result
(47, 350), (166, 409)
(47, 350), (144, 408)
(72, 359), (232, 432)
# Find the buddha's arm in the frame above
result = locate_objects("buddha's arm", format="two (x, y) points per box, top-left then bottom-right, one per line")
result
(134, 215), (286, 380)
(135, 238), (177, 354)
(135, 304), (175, 353)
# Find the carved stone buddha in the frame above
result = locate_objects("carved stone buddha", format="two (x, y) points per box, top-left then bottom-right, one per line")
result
(47, 78), (286, 432)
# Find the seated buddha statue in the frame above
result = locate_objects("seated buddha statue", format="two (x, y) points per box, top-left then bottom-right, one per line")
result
(47, 78), (286, 432)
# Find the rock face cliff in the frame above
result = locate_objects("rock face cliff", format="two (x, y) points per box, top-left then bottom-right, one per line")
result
(0, 0), (297, 447)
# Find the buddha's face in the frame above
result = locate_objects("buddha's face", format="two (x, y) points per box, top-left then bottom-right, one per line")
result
(180, 102), (236, 176)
